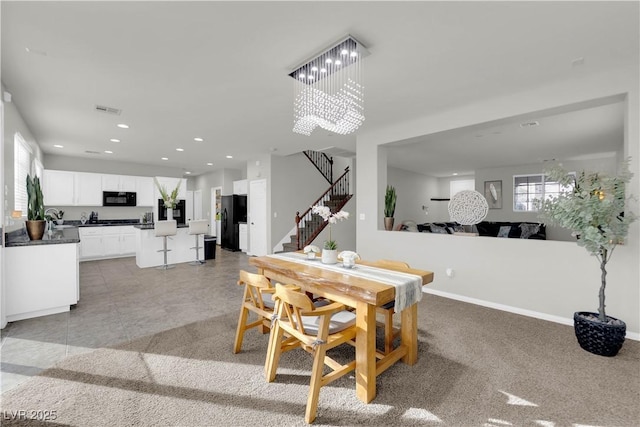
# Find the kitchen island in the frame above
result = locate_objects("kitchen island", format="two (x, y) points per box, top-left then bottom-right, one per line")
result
(4, 226), (80, 322)
(134, 224), (204, 268)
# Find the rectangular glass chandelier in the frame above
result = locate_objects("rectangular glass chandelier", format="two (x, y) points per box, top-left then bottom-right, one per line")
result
(289, 35), (367, 136)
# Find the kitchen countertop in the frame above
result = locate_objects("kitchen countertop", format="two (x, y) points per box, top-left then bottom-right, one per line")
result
(5, 226), (80, 247)
(133, 223), (189, 230)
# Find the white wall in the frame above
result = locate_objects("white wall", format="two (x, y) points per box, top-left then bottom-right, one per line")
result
(356, 66), (640, 336)
(387, 167), (437, 225)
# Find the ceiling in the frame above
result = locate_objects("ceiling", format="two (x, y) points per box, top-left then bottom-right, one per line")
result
(2, 1), (638, 177)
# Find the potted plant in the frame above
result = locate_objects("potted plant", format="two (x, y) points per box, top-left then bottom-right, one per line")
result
(26, 174), (46, 240)
(537, 159), (637, 356)
(311, 204), (349, 264)
(154, 178), (180, 220)
(384, 185), (397, 231)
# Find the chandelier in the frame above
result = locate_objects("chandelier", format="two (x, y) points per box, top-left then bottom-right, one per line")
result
(289, 35), (367, 136)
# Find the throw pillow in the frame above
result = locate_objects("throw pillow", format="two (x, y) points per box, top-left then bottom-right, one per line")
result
(519, 223), (540, 239)
(430, 225), (448, 234)
(497, 225), (512, 238)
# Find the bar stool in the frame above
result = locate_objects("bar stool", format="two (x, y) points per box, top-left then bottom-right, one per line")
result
(155, 220), (177, 270)
(188, 219), (209, 265)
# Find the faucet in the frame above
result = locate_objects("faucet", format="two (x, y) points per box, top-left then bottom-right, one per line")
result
(45, 208), (59, 231)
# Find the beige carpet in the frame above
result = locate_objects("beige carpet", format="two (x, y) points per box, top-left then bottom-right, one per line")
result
(1, 294), (638, 426)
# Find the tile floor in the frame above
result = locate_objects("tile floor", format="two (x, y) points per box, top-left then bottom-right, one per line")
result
(1, 246), (251, 394)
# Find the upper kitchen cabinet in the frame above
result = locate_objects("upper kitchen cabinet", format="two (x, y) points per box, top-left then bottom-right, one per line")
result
(44, 170), (103, 206)
(135, 176), (154, 206)
(102, 174), (137, 192)
(43, 170), (75, 205)
(233, 179), (248, 195)
(75, 172), (103, 206)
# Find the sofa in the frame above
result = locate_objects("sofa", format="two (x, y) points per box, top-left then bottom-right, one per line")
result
(416, 221), (546, 239)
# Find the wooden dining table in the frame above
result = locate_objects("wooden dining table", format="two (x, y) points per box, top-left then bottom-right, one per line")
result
(249, 254), (434, 403)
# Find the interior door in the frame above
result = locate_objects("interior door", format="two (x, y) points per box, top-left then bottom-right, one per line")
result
(249, 179), (267, 256)
(194, 190), (202, 220)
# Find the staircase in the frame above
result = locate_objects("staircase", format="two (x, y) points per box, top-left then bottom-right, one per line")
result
(281, 165), (352, 252)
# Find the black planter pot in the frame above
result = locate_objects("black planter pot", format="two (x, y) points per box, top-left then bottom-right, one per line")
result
(574, 311), (626, 357)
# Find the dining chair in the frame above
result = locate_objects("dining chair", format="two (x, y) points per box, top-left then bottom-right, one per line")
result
(265, 283), (357, 424)
(233, 270), (277, 354)
(371, 259), (411, 355)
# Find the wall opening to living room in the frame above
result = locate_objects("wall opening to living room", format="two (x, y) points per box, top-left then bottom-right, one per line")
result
(381, 94), (625, 241)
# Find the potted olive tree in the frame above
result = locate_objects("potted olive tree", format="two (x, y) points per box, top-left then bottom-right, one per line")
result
(384, 185), (397, 231)
(26, 174), (46, 240)
(537, 159), (637, 356)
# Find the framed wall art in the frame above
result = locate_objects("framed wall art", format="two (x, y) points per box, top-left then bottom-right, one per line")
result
(484, 180), (502, 209)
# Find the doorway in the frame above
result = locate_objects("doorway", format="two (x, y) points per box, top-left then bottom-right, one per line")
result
(249, 179), (267, 256)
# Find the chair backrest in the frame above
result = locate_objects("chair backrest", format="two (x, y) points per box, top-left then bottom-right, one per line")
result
(155, 220), (177, 237)
(273, 284), (318, 339)
(188, 219), (209, 235)
(238, 270), (274, 312)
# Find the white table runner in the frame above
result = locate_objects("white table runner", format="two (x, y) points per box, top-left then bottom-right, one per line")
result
(268, 253), (423, 312)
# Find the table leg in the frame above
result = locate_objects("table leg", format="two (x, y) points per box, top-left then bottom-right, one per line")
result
(401, 303), (418, 365)
(355, 301), (376, 403)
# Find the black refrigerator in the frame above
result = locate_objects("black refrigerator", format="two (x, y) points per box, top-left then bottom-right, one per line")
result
(221, 195), (247, 251)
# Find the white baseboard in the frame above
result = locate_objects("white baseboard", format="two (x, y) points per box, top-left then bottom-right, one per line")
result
(423, 288), (640, 341)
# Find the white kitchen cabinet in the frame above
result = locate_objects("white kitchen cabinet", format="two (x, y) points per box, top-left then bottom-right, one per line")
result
(136, 176), (154, 206)
(239, 223), (248, 252)
(233, 179), (248, 195)
(43, 170), (75, 206)
(75, 172), (103, 206)
(102, 174), (137, 192)
(79, 226), (136, 260)
(5, 243), (79, 322)
(79, 228), (104, 259)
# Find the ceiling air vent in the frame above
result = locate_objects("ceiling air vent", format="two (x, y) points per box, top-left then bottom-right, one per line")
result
(519, 121), (539, 128)
(95, 105), (122, 115)
(85, 150), (101, 154)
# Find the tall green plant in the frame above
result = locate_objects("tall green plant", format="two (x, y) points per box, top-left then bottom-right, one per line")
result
(26, 174), (45, 221)
(536, 159), (637, 322)
(384, 185), (397, 217)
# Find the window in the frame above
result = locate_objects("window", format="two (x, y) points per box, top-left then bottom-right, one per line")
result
(513, 173), (574, 212)
(14, 133), (32, 216)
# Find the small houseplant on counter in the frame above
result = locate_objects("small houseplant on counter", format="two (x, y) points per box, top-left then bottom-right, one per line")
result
(536, 159), (637, 357)
(384, 185), (397, 231)
(26, 174), (46, 240)
(311, 204), (349, 264)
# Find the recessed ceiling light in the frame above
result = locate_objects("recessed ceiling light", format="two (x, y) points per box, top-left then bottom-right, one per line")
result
(185, 171), (192, 175)
(176, 148), (184, 152)
(194, 137), (204, 142)
(226, 155), (233, 159)
(110, 138), (120, 143)
(116, 123), (129, 129)
(161, 157), (168, 161)
(207, 162), (213, 166)
(53, 144), (64, 148)
(452, 173), (458, 176)
(104, 150), (113, 154)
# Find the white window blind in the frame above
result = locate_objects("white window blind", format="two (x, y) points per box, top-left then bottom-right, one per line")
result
(14, 133), (32, 216)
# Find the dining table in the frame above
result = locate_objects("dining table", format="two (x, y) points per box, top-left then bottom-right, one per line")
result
(249, 253), (434, 403)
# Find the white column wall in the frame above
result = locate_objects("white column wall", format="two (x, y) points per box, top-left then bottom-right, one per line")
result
(356, 65), (640, 336)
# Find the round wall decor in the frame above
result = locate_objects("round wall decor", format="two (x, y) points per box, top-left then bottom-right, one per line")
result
(448, 190), (489, 225)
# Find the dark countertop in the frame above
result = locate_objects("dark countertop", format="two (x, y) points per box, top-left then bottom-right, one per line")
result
(66, 219), (142, 227)
(5, 226), (80, 247)
(133, 223), (189, 230)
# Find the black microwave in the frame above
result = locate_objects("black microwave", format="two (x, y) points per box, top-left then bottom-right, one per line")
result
(103, 191), (137, 207)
